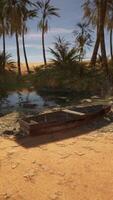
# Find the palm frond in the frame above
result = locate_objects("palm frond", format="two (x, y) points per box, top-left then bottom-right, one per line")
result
(36, 0), (60, 33)
(49, 36), (78, 67)
(0, 52), (15, 72)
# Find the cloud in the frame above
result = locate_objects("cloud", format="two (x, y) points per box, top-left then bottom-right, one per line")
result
(6, 46), (17, 51)
(25, 27), (73, 40)
(24, 44), (42, 49)
(6, 44), (42, 51)
(4, 27), (73, 53)
(49, 27), (73, 34)
(25, 33), (41, 40)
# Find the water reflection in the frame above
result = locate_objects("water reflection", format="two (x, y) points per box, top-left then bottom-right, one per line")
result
(0, 90), (56, 113)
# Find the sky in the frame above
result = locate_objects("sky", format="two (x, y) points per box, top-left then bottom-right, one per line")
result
(0, 0), (110, 63)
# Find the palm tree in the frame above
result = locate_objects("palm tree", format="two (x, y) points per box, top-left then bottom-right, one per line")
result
(73, 22), (93, 62)
(82, 0), (99, 65)
(0, 0), (8, 72)
(36, 0), (60, 66)
(106, 6), (113, 60)
(49, 36), (78, 67)
(82, 0), (109, 76)
(19, 0), (37, 74)
(6, 0), (35, 76)
(99, 0), (108, 73)
(6, 0), (24, 76)
(22, 9), (37, 73)
(0, 52), (15, 72)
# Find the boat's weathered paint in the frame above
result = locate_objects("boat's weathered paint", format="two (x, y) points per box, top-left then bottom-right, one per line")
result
(19, 105), (111, 136)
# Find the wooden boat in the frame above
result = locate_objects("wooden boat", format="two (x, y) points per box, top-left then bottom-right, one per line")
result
(19, 104), (111, 136)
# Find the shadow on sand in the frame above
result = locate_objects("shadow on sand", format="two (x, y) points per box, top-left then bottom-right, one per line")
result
(11, 112), (113, 149)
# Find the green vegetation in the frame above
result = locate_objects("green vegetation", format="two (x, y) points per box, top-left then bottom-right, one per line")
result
(0, 71), (34, 95)
(33, 62), (111, 96)
(49, 37), (78, 67)
(0, 0), (113, 100)
(0, 52), (15, 73)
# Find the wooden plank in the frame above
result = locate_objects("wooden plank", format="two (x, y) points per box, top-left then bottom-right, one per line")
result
(63, 109), (85, 116)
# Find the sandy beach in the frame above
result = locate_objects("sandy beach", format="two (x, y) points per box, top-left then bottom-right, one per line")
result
(0, 0), (113, 198)
(0, 112), (113, 200)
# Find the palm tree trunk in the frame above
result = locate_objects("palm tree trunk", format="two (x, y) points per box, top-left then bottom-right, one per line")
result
(100, 0), (109, 76)
(42, 27), (47, 65)
(22, 28), (30, 73)
(15, 32), (21, 76)
(110, 28), (113, 60)
(2, 19), (6, 72)
(90, 31), (100, 67)
(90, 4), (100, 67)
(100, 28), (108, 71)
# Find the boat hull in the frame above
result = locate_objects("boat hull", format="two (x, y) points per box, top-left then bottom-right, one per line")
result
(19, 105), (111, 136)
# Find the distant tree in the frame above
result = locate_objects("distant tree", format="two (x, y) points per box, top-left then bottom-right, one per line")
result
(36, 0), (60, 66)
(73, 22), (93, 62)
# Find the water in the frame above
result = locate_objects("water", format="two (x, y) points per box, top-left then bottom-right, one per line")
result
(0, 90), (108, 115)
(0, 90), (57, 113)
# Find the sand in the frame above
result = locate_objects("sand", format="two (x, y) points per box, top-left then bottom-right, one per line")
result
(21, 62), (52, 74)
(0, 119), (113, 200)
(21, 62), (43, 71)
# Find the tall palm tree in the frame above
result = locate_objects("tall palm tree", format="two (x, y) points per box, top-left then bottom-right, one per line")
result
(82, 0), (109, 76)
(36, 0), (60, 66)
(106, 7), (113, 60)
(6, 0), (23, 76)
(6, 0), (34, 76)
(82, 0), (99, 66)
(20, 0), (37, 74)
(99, 0), (108, 73)
(22, 9), (37, 73)
(0, 0), (8, 72)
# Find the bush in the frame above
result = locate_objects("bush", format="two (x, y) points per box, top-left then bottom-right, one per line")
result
(33, 62), (111, 96)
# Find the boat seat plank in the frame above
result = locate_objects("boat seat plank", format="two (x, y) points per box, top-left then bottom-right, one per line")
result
(30, 120), (38, 125)
(62, 109), (85, 116)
